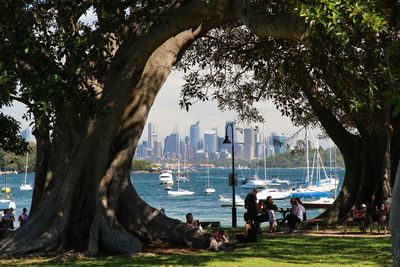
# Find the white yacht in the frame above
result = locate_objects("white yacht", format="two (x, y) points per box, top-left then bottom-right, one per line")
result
(159, 170), (173, 184)
(241, 175), (269, 189)
(219, 195), (245, 206)
(257, 188), (291, 200)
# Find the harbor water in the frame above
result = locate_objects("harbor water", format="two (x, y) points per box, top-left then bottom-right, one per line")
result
(4, 167), (344, 228)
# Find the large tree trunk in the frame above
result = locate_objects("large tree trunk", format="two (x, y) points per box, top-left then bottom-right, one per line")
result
(0, 1), (310, 257)
(300, 68), (392, 222)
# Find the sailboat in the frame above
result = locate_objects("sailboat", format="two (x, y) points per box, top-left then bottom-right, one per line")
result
(204, 160), (215, 194)
(176, 142), (189, 182)
(167, 178), (195, 196)
(167, 136), (194, 196)
(290, 128), (331, 199)
(302, 141), (338, 208)
(256, 121), (290, 200)
(20, 148), (33, 191)
(0, 158), (16, 210)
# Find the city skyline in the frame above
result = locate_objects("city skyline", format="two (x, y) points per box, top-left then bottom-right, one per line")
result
(1, 70), (327, 146)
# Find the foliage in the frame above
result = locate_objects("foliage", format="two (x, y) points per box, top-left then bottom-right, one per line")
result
(131, 159), (155, 172)
(179, 0), (400, 133)
(0, 235), (390, 266)
(0, 114), (28, 155)
(0, 142), (36, 172)
(0, 0), (179, 142)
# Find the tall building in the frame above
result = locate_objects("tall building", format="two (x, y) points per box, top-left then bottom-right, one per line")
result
(147, 123), (156, 148)
(153, 141), (162, 158)
(164, 132), (179, 158)
(204, 129), (217, 153)
(244, 128), (256, 161)
(190, 121), (200, 150)
(21, 128), (31, 141)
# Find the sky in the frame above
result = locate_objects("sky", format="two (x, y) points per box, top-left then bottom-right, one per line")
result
(1, 69), (330, 147)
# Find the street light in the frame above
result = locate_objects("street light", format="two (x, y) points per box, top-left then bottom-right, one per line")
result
(223, 122), (237, 228)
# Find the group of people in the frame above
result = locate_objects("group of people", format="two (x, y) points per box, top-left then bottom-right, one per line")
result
(352, 197), (390, 233)
(0, 208), (28, 232)
(244, 189), (307, 234)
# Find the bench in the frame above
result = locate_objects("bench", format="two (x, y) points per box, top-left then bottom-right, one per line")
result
(200, 221), (221, 229)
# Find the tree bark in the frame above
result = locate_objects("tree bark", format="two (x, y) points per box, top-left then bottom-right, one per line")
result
(299, 67), (392, 222)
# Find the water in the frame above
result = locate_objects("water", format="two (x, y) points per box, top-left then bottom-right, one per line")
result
(3, 167), (344, 228)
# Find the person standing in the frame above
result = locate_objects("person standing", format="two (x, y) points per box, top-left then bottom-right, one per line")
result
(18, 208), (29, 226)
(244, 189), (258, 220)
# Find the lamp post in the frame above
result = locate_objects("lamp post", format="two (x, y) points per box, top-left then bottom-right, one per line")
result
(223, 122), (237, 228)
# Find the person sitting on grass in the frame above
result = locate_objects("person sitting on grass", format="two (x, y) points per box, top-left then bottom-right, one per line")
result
(208, 229), (229, 251)
(236, 212), (258, 243)
(186, 212), (200, 229)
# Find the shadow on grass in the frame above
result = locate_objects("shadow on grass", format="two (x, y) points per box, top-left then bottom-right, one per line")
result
(0, 235), (391, 266)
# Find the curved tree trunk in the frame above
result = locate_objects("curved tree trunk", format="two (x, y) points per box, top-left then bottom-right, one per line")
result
(300, 67), (392, 222)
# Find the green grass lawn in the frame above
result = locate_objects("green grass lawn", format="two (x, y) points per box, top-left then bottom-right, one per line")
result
(0, 235), (391, 266)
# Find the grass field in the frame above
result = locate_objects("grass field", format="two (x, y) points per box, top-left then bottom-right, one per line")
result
(0, 234), (391, 266)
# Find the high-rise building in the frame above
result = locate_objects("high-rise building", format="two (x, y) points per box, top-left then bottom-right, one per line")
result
(153, 141), (162, 158)
(21, 128), (31, 142)
(244, 128), (256, 161)
(164, 132), (179, 158)
(204, 129), (217, 153)
(147, 123), (156, 148)
(190, 121), (200, 150)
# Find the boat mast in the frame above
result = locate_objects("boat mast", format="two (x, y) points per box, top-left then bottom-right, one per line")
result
(305, 128), (310, 182)
(24, 151), (29, 185)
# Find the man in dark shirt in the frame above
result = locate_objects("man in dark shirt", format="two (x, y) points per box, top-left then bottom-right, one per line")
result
(245, 189), (258, 220)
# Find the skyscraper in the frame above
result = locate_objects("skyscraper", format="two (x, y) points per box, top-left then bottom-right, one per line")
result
(244, 128), (255, 161)
(164, 132), (179, 158)
(147, 122), (157, 148)
(204, 129), (217, 154)
(190, 121), (200, 151)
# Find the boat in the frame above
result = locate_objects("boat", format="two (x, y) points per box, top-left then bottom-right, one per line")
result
(219, 195), (245, 206)
(159, 170), (174, 184)
(302, 197), (335, 209)
(204, 159), (215, 194)
(241, 175), (269, 189)
(20, 148), (33, 191)
(290, 128), (336, 199)
(164, 182), (173, 190)
(257, 188), (291, 200)
(168, 173), (194, 196)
